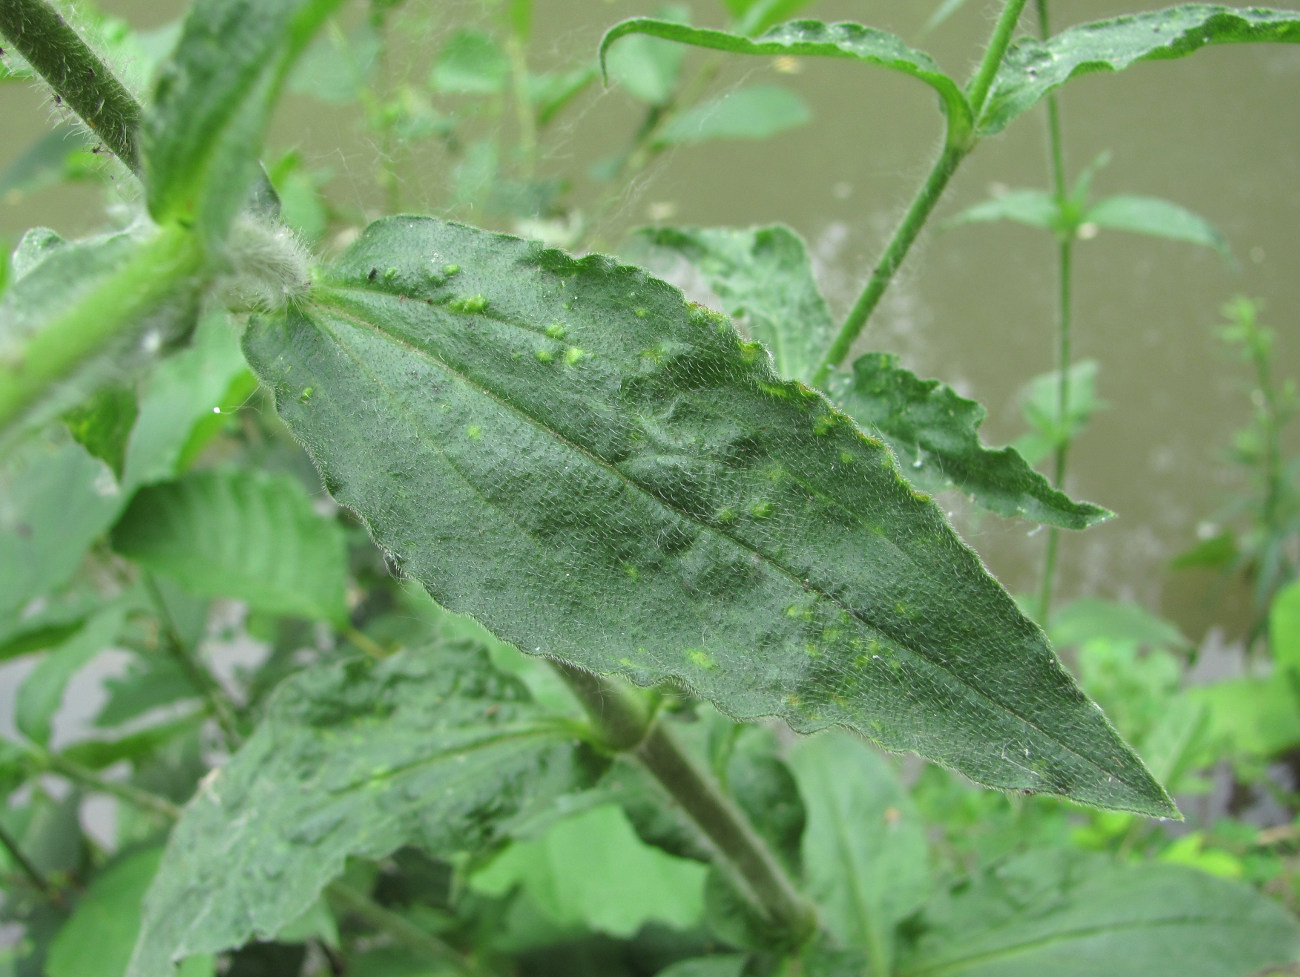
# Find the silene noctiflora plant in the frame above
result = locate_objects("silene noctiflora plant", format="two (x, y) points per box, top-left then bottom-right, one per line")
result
(2, 0), (1300, 975)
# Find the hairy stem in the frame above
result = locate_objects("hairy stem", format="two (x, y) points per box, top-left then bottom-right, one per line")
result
(0, 0), (143, 175)
(0, 223), (205, 438)
(552, 661), (817, 945)
(966, 0), (1030, 119)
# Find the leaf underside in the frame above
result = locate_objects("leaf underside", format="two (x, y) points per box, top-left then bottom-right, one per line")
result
(982, 5), (1300, 134)
(242, 217), (1172, 817)
(128, 645), (596, 977)
(839, 352), (1111, 530)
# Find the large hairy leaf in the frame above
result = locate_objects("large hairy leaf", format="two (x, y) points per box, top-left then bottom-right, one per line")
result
(640, 225), (833, 383)
(111, 467), (348, 623)
(839, 353), (1111, 529)
(127, 645), (597, 977)
(145, 0), (345, 236)
(600, 19), (971, 134)
(981, 6), (1300, 134)
(898, 849), (1300, 977)
(243, 217), (1172, 816)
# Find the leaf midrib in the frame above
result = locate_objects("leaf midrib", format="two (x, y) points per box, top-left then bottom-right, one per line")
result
(305, 285), (1139, 796)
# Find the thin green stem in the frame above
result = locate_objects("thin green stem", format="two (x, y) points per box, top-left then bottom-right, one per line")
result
(810, 142), (967, 389)
(0, 818), (62, 904)
(43, 752), (183, 820)
(551, 661), (817, 945)
(966, 0), (1030, 119)
(0, 0), (143, 175)
(505, 35), (538, 183)
(0, 223), (204, 438)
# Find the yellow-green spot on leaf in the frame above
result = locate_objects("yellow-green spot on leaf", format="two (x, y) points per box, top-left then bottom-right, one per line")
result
(796, 383), (820, 401)
(634, 308), (648, 318)
(716, 507), (737, 524)
(383, 268), (398, 280)
(450, 294), (488, 313)
(298, 387), (314, 403)
(757, 382), (789, 399)
(623, 564), (639, 582)
(765, 466), (785, 484)
(466, 425), (482, 440)
(619, 657), (636, 668)
(564, 347), (588, 366)
(535, 349), (555, 363)
(443, 263), (460, 275)
(910, 488), (931, 503)
(640, 347), (662, 365)
(813, 414), (837, 436)
(545, 323), (567, 339)
(839, 450), (855, 465)
(822, 627), (841, 643)
(750, 501), (773, 519)
(894, 601), (909, 617)
(739, 341), (764, 364)
(688, 649), (715, 670)
(805, 643), (820, 659)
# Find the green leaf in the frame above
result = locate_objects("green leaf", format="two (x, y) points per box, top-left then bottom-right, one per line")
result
(600, 19), (971, 135)
(62, 715), (205, 771)
(110, 468), (348, 624)
(16, 605), (127, 747)
(0, 440), (123, 622)
(95, 653), (202, 728)
(639, 224), (833, 382)
(1049, 599), (1189, 654)
(982, 6), (1300, 135)
(724, 0), (818, 36)
(839, 353), (1110, 529)
(1192, 673), (1300, 758)
(144, 0), (345, 236)
(289, 21), (381, 104)
(0, 596), (94, 664)
(242, 216), (1174, 816)
(128, 645), (597, 977)
(430, 29), (508, 95)
(791, 733), (928, 973)
(657, 83), (809, 145)
(656, 955), (748, 977)
(1014, 360), (1103, 465)
(897, 849), (1300, 977)
(1084, 194), (1232, 261)
(922, 0), (971, 35)
(471, 803), (707, 937)
(528, 66), (598, 127)
(47, 847), (167, 977)
(603, 5), (689, 105)
(1272, 580), (1300, 672)
(941, 189), (1058, 232)
(62, 384), (139, 480)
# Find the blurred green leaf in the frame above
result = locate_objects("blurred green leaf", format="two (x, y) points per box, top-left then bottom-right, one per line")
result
(95, 653), (202, 729)
(111, 467), (348, 624)
(47, 847), (166, 977)
(792, 733), (929, 974)
(128, 645), (598, 977)
(289, 21), (380, 103)
(430, 29), (508, 95)
(471, 803), (707, 937)
(656, 954), (748, 977)
(898, 849), (1300, 977)
(1170, 532), (1238, 571)
(529, 65), (597, 127)
(640, 224), (833, 381)
(1191, 673), (1300, 759)
(242, 216), (1174, 815)
(1014, 360), (1103, 465)
(840, 352), (1110, 529)
(16, 605), (126, 747)
(604, 5), (689, 105)
(0, 125), (96, 201)
(62, 384), (138, 480)
(722, 0), (817, 35)
(942, 189), (1057, 232)
(982, 7), (1300, 135)
(922, 0), (971, 35)
(62, 715), (205, 771)
(1272, 580), (1300, 671)
(1084, 194), (1232, 261)
(1050, 599), (1189, 653)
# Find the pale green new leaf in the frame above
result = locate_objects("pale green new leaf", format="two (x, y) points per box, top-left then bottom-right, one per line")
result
(430, 29), (508, 95)
(1272, 580), (1300, 672)
(839, 353), (1110, 529)
(604, 4), (689, 105)
(657, 84), (809, 145)
(898, 850), (1300, 977)
(981, 6), (1300, 135)
(1014, 360), (1103, 465)
(792, 733), (928, 973)
(470, 803), (707, 936)
(1084, 194), (1232, 260)
(145, 0), (345, 237)
(640, 224), (833, 382)
(111, 467), (348, 624)
(127, 646), (597, 977)
(600, 19), (972, 134)
(243, 217), (1173, 815)
(941, 189), (1058, 232)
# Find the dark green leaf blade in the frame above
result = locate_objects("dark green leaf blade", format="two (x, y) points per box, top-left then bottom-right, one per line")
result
(640, 224), (833, 383)
(243, 217), (1171, 816)
(982, 6), (1300, 135)
(144, 0), (345, 236)
(599, 19), (971, 133)
(898, 849), (1300, 977)
(1084, 194), (1232, 260)
(839, 353), (1110, 529)
(110, 468), (348, 624)
(127, 646), (597, 977)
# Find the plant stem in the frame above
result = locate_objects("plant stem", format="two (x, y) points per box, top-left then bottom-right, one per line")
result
(0, 223), (204, 438)
(810, 142), (966, 389)
(551, 661), (817, 945)
(43, 752), (183, 820)
(0, 0), (143, 176)
(0, 819), (62, 904)
(966, 0), (1030, 119)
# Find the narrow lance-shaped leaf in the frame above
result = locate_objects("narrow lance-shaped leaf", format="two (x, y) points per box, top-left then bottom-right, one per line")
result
(127, 645), (599, 977)
(1084, 194), (1232, 261)
(145, 0), (346, 237)
(599, 19), (972, 136)
(640, 224), (834, 383)
(981, 6), (1300, 135)
(243, 217), (1173, 816)
(838, 353), (1111, 529)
